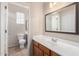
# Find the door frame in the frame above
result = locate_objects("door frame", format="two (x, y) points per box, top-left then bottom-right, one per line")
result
(0, 2), (8, 56)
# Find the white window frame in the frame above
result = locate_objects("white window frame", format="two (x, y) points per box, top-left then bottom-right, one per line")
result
(16, 12), (25, 24)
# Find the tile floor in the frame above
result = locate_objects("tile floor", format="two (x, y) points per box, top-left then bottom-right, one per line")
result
(8, 46), (28, 56)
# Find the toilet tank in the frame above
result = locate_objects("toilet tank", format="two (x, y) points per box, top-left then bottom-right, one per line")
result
(17, 34), (24, 40)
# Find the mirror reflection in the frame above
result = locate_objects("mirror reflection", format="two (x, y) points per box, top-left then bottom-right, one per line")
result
(46, 4), (76, 33)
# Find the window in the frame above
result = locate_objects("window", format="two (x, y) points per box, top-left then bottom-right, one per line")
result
(16, 12), (25, 24)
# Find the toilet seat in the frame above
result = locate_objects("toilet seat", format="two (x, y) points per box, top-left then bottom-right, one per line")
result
(19, 39), (26, 44)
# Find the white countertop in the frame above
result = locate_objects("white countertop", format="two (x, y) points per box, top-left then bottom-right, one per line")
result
(33, 35), (79, 56)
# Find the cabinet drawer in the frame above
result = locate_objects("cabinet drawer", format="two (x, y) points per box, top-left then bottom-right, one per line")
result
(39, 44), (50, 55)
(33, 40), (39, 47)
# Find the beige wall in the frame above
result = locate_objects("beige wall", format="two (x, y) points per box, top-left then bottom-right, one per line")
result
(27, 2), (44, 55)
(43, 2), (73, 14)
(30, 3), (44, 36)
(43, 2), (79, 43)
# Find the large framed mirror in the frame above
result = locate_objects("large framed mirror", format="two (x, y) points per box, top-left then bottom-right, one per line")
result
(45, 3), (79, 34)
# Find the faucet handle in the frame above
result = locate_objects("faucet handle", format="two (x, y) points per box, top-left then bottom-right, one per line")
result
(52, 37), (58, 42)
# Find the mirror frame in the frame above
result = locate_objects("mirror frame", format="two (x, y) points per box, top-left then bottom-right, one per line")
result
(45, 2), (79, 35)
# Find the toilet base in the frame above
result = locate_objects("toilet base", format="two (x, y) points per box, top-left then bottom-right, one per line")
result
(20, 45), (25, 49)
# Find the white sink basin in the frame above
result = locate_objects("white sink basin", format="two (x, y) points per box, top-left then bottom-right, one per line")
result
(33, 35), (58, 44)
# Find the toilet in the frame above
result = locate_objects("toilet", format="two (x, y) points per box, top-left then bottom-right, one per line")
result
(17, 34), (26, 49)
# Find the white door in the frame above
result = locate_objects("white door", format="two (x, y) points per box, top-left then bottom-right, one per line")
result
(0, 3), (8, 56)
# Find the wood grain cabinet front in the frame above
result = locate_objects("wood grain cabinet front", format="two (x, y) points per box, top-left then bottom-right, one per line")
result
(33, 45), (43, 56)
(33, 40), (39, 47)
(32, 40), (60, 56)
(51, 51), (60, 56)
(39, 44), (50, 56)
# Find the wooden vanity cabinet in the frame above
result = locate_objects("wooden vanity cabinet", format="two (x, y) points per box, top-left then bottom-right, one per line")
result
(32, 40), (60, 56)
(51, 51), (60, 56)
(39, 43), (51, 56)
(33, 46), (43, 56)
(33, 40), (43, 56)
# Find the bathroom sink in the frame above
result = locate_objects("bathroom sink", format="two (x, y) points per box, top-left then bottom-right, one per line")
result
(33, 35), (58, 44)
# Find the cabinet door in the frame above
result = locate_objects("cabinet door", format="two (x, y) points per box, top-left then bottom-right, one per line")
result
(39, 44), (50, 56)
(33, 45), (43, 56)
